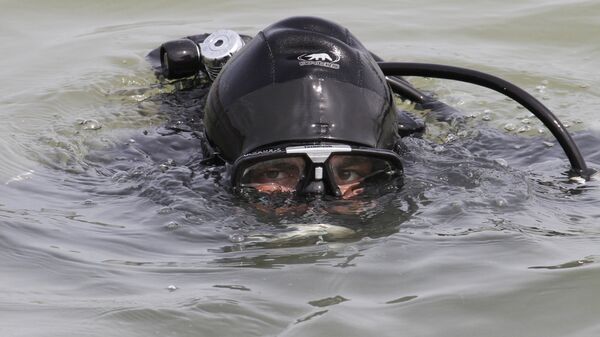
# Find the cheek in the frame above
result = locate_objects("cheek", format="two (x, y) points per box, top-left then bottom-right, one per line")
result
(254, 184), (295, 193)
(252, 203), (309, 216)
(326, 200), (376, 215)
(339, 183), (364, 199)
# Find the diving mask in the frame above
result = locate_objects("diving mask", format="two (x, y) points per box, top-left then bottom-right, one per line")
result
(231, 144), (404, 198)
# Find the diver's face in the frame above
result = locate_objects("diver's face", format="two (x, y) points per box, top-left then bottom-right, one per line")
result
(239, 155), (374, 215)
(241, 155), (376, 199)
(234, 145), (404, 216)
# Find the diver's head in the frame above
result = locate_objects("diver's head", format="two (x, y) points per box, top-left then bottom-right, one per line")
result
(203, 16), (403, 198)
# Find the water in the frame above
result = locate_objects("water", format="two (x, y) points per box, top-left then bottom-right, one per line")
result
(2, 0), (600, 336)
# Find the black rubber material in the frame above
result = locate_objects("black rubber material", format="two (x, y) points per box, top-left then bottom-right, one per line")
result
(160, 39), (201, 79)
(378, 62), (594, 179)
(385, 76), (425, 103)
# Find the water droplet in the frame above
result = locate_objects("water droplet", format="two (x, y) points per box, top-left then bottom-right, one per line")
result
(504, 123), (516, 131)
(543, 141), (554, 148)
(569, 176), (586, 184)
(494, 198), (507, 207)
(111, 171), (128, 182)
(315, 235), (327, 245)
(165, 221), (179, 230)
(5, 169), (35, 185)
(450, 201), (462, 209)
(159, 159), (176, 172)
(434, 145), (445, 153)
(167, 285), (178, 292)
(80, 119), (102, 130)
(495, 158), (508, 167)
(228, 233), (245, 243)
(308, 295), (348, 307)
(482, 114), (492, 121)
(444, 133), (458, 143)
(521, 118), (531, 124)
(517, 125), (531, 133)
(158, 207), (174, 215)
(82, 199), (95, 205)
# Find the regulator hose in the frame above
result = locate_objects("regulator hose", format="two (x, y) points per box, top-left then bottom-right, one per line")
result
(379, 62), (594, 179)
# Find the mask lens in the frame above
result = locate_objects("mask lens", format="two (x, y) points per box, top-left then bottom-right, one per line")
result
(328, 155), (397, 197)
(239, 156), (306, 193)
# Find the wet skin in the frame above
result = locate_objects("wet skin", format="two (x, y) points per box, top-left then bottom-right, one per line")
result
(240, 155), (375, 199)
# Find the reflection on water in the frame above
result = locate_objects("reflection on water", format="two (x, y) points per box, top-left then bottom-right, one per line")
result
(3, 1), (600, 336)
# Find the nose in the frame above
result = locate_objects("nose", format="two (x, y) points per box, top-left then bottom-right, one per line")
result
(301, 181), (325, 195)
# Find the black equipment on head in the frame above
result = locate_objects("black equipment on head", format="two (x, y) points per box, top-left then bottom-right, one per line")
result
(148, 16), (596, 186)
(202, 16), (400, 165)
(160, 30), (245, 80)
(160, 39), (201, 79)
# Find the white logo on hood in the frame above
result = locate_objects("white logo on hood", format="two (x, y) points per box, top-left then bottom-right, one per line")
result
(298, 47), (341, 69)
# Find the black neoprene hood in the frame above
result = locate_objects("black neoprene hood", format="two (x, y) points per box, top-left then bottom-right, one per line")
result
(203, 16), (399, 163)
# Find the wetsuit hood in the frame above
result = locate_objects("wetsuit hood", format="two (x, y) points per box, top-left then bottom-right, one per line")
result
(203, 16), (399, 162)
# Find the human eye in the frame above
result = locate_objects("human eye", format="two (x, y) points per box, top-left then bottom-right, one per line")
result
(240, 158), (305, 192)
(335, 168), (362, 183)
(331, 158), (373, 185)
(256, 166), (292, 182)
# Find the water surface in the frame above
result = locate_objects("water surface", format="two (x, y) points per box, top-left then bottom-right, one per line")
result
(2, 1), (600, 336)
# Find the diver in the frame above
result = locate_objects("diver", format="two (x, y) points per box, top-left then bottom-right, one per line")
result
(147, 16), (595, 204)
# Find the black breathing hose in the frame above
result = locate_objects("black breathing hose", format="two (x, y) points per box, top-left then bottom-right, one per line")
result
(379, 62), (594, 179)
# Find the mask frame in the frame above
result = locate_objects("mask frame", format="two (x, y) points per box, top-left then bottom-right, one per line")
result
(231, 144), (404, 197)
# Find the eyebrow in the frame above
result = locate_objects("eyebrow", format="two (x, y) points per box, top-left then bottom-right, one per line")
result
(248, 160), (304, 170)
(334, 157), (370, 166)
